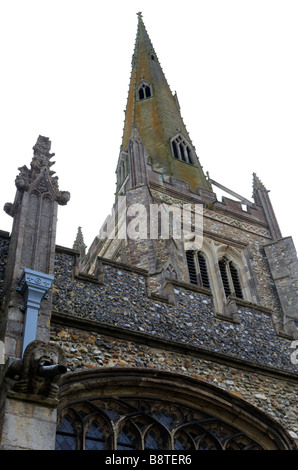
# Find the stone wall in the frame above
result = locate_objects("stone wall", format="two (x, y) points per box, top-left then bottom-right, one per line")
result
(52, 248), (296, 373)
(264, 237), (298, 337)
(0, 232), (10, 303)
(0, 397), (57, 450)
(50, 322), (298, 441)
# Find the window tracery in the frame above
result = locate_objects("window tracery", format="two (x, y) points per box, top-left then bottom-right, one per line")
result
(171, 135), (194, 164)
(55, 397), (262, 450)
(138, 82), (152, 100)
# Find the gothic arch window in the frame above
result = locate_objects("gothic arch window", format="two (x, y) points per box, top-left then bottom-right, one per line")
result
(174, 429), (195, 450)
(117, 420), (140, 450)
(144, 424), (168, 450)
(56, 396), (265, 451)
(138, 82), (152, 101)
(85, 417), (110, 450)
(186, 250), (211, 289)
(171, 134), (194, 165)
(55, 405), (113, 450)
(56, 370), (294, 450)
(218, 257), (243, 299)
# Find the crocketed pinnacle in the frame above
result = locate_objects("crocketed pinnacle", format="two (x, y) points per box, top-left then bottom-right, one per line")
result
(73, 226), (86, 257)
(253, 173), (268, 192)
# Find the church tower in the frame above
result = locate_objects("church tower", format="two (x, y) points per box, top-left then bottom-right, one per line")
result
(1, 13), (297, 451)
(83, 13), (215, 287)
(82, 13), (297, 336)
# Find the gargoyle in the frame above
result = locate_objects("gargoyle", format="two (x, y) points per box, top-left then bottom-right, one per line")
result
(5, 340), (67, 400)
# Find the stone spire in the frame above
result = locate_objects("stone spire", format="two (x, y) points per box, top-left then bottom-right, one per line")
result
(120, 13), (212, 193)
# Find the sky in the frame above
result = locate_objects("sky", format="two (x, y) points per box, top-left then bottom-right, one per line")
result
(0, 0), (297, 251)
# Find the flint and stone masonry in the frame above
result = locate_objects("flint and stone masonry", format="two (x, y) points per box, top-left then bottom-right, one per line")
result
(0, 14), (297, 450)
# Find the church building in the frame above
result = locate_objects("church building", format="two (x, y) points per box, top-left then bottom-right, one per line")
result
(0, 13), (297, 451)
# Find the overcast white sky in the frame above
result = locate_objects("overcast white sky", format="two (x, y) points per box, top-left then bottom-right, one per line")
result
(0, 0), (297, 251)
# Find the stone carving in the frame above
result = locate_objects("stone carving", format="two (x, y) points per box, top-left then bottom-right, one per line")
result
(4, 136), (70, 217)
(5, 340), (67, 401)
(73, 226), (87, 258)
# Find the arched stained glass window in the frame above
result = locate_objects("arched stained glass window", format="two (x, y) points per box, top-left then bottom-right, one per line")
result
(85, 421), (105, 450)
(144, 425), (168, 450)
(55, 369), (294, 450)
(117, 422), (139, 450)
(55, 397), (267, 450)
(174, 431), (195, 450)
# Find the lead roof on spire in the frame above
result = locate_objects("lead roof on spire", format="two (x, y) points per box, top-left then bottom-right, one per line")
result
(121, 14), (212, 193)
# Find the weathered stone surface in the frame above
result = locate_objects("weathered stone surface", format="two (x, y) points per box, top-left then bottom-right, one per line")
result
(0, 397), (57, 450)
(264, 237), (298, 337)
(50, 323), (298, 438)
(52, 251), (297, 373)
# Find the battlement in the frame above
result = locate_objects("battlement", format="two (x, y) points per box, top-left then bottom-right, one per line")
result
(215, 195), (267, 224)
(147, 167), (268, 228)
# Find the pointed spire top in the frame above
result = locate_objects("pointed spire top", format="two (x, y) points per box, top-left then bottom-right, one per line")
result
(134, 11), (156, 59)
(121, 14), (212, 193)
(253, 173), (268, 192)
(253, 173), (270, 205)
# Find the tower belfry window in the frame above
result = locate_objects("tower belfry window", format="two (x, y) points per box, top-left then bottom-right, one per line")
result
(229, 262), (243, 298)
(171, 135), (194, 165)
(138, 82), (152, 100)
(218, 258), (243, 299)
(186, 250), (210, 289)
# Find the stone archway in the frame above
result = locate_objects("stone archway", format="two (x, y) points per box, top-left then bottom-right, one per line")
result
(56, 368), (295, 450)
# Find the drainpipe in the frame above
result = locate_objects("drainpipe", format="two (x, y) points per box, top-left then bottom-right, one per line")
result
(17, 269), (54, 357)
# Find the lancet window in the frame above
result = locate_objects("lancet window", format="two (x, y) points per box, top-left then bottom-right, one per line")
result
(218, 257), (243, 299)
(186, 250), (210, 289)
(138, 82), (152, 100)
